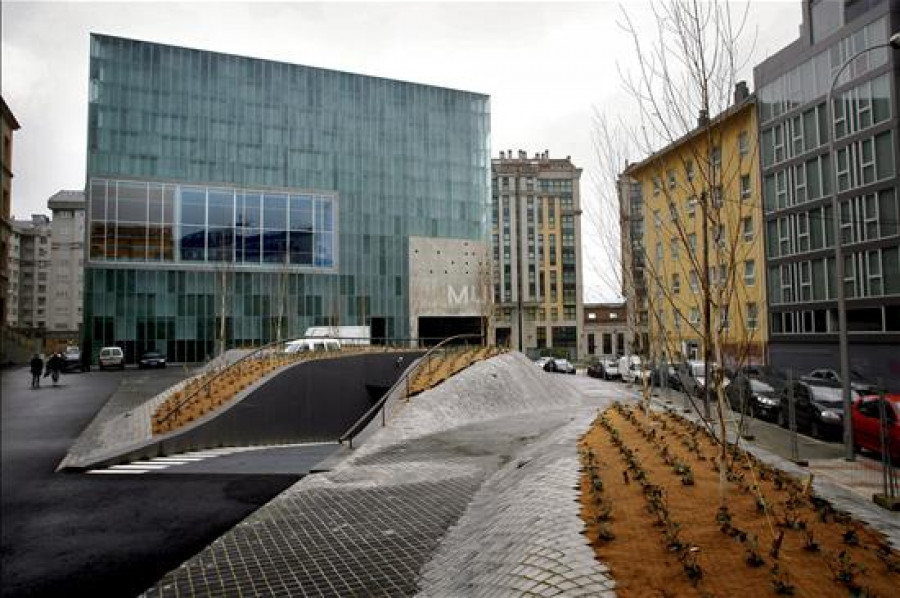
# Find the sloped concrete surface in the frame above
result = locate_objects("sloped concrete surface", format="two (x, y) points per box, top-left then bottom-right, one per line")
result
(57, 367), (197, 470)
(142, 353), (618, 597)
(417, 414), (614, 597)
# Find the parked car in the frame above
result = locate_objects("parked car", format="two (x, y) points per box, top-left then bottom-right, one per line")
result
(98, 346), (125, 370)
(802, 368), (878, 395)
(851, 394), (900, 462)
(651, 361), (681, 391)
(588, 357), (619, 380)
(679, 360), (730, 397)
(544, 358), (576, 375)
(725, 374), (781, 421)
(619, 355), (650, 384)
(777, 380), (859, 440)
(61, 345), (88, 373)
(138, 351), (167, 369)
(535, 356), (553, 369)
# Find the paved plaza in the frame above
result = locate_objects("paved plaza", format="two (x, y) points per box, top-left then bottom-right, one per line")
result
(141, 353), (624, 597)
(6, 353), (898, 597)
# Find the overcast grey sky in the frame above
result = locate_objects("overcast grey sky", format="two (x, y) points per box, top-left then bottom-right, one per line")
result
(1, 0), (802, 300)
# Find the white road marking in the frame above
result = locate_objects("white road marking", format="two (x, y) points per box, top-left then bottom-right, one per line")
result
(85, 442), (339, 475)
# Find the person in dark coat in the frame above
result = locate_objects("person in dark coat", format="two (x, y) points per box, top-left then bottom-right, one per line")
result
(30, 354), (44, 389)
(46, 353), (65, 385)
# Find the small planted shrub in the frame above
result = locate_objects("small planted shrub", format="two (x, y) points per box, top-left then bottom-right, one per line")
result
(680, 547), (703, 584)
(771, 564), (795, 595)
(745, 536), (765, 567)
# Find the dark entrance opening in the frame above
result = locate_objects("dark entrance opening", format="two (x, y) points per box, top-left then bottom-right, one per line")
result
(371, 317), (386, 345)
(417, 316), (483, 347)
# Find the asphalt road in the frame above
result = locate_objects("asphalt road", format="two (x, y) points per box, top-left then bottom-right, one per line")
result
(1, 366), (300, 598)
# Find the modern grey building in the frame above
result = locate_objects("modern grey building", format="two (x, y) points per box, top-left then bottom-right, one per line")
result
(754, 0), (900, 387)
(491, 150), (583, 359)
(84, 34), (490, 363)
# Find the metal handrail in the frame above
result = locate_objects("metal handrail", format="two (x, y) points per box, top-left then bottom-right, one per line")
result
(154, 336), (432, 429)
(338, 333), (485, 448)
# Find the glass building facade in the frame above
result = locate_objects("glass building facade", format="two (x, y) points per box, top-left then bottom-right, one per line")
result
(85, 34), (490, 362)
(754, 1), (900, 387)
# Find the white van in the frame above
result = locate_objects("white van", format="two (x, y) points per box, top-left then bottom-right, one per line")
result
(99, 346), (125, 370)
(285, 338), (342, 354)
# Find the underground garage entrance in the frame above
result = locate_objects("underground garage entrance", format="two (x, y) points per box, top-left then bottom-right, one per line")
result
(417, 316), (485, 346)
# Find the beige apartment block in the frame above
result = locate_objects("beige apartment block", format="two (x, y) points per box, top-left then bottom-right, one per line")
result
(48, 190), (85, 335)
(492, 150), (583, 359)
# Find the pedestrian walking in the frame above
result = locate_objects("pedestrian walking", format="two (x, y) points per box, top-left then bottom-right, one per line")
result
(46, 353), (65, 386)
(29, 354), (44, 389)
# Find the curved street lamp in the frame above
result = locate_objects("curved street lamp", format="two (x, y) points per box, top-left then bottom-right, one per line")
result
(825, 31), (900, 461)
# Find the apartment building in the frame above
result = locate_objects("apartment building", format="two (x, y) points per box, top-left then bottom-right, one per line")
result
(754, 0), (900, 387)
(618, 174), (649, 355)
(583, 302), (629, 359)
(47, 190), (85, 334)
(622, 87), (768, 367)
(9, 215), (52, 330)
(491, 151), (583, 359)
(1, 97), (20, 333)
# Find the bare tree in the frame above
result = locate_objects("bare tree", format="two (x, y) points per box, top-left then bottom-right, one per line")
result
(592, 0), (767, 505)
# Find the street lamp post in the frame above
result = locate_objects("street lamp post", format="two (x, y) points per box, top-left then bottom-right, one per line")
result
(824, 32), (900, 462)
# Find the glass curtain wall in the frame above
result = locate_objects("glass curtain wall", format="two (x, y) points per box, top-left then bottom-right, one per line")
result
(85, 34), (490, 361)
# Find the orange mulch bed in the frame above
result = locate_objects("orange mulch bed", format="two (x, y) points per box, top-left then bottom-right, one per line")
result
(578, 403), (900, 597)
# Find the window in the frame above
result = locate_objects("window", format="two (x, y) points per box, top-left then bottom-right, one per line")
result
(688, 233), (697, 254)
(718, 305), (730, 331)
(670, 237), (679, 259)
(836, 131), (895, 193)
(742, 217), (754, 242)
(672, 273), (681, 295)
(711, 146), (721, 168)
(653, 175), (661, 194)
(687, 196), (697, 218)
(738, 131), (749, 156)
(685, 160), (695, 182)
(715, 224), (726, 249)
(740, 175), (751, 200)
(689, 306), (701, 325)
(711, 186), (723, 208)
(653, 210), (661, 230)
(667, 169), (676, 189)
(689, 270), (700, 293)
(744, 260), (756, 286)
(747, 302), (759, 330)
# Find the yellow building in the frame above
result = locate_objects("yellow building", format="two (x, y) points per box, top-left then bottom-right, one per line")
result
(2, 97), (21, 332)
(622, 87), (768, 367)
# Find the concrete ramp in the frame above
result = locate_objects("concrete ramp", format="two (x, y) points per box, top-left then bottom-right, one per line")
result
(63, 351), (422, 471)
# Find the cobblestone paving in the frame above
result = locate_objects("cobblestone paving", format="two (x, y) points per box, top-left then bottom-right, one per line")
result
(141, 355), (618, 597)
(417, 411), (616, 598)
(145, 475), (484, 597)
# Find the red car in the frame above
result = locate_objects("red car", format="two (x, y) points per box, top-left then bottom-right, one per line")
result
(851, 395), (900, 462)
